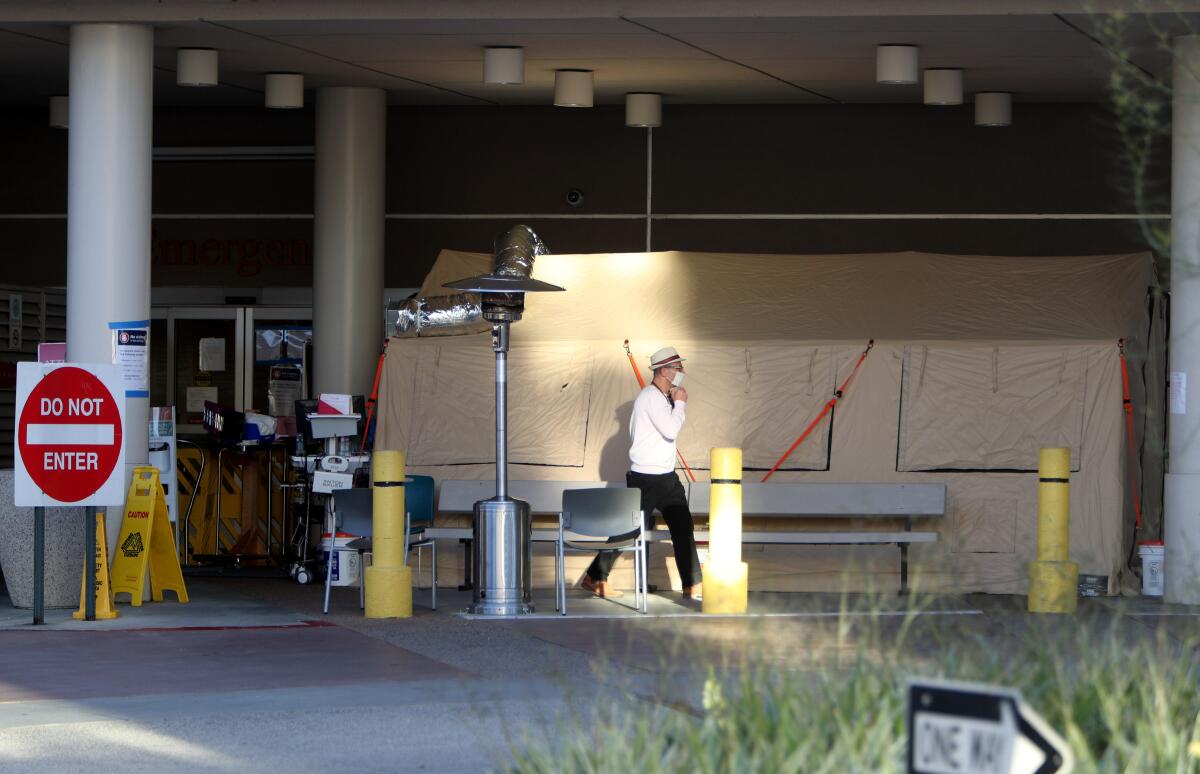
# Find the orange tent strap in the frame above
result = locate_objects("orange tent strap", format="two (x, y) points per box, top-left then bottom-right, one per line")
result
(360, 339), (389, 453)
(761, 340), (874, 483)
(624, 339), (647, 389)
(1118, 339), (1143, 530)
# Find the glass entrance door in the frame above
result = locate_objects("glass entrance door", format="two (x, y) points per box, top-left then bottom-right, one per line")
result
(151, 305), (312, 569)
(153, 307), (241, 435)
(150, 306), (312, 433)
(247, 308), (312, 436)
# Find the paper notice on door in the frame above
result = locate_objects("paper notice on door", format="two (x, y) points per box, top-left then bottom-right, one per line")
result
(1170, 371), (1187, 415)
(110, 320), (150, 397)
(199, 337), (226, 372)
(269, 365), (302, 416)
(186, 386), (218, 413)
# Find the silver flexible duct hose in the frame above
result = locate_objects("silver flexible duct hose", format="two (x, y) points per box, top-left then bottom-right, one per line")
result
(388, 293), (482, 337)
(387, 224), (547, 338)
(493, 224), (548, 277)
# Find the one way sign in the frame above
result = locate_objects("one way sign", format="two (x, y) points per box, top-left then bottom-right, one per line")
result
(907, 679), (1073, 774)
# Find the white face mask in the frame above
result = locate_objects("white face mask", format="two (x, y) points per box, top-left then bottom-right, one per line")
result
(671, 370), (685, 388)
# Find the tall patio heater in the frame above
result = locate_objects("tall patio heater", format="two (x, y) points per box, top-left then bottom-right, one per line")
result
(444, 225), (563, 615)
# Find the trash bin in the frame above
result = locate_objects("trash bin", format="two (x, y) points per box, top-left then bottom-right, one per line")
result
(321, 532), (362, 588)
(1138, 541), (1165, 596)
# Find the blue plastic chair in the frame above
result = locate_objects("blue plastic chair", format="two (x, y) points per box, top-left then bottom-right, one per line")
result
(405, 475), (437, 610)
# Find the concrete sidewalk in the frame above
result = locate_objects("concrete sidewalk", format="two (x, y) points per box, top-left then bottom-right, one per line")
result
(0, 577), (1196, 773)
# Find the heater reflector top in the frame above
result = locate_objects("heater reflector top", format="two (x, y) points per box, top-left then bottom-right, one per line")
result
(443, 274), (564, 294)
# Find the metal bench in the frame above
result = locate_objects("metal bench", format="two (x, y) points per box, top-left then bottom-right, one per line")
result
(431, 479), (944, 593)
(684, 482), (944, 593)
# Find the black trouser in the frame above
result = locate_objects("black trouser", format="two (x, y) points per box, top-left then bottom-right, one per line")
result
(585, 471), (703, 589)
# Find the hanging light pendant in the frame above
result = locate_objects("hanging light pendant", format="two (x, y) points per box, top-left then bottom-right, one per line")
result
(554, 69), (593, 107)
(975, 92), (1013, 126)
(625, 93), (662, 127)
(924, 68), (963, 105)
(483, 46), (525, 84)
(177, 48), (218, 87)
(265, 73), (304, 109)
(876, 45), (918, 85)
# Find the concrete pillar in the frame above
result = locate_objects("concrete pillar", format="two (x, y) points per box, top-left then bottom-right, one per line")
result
(66, 24), (153, 547)
(313, 87), (386, 397)
(1166, 35), (1200, 604)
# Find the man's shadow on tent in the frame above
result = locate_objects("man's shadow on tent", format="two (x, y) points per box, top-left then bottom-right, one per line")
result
(597, 400), (634, 483)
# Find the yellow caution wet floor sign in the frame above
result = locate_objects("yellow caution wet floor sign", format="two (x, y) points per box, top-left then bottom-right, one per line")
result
(73, 513), (119, 620)
(110, 466), (189, 606)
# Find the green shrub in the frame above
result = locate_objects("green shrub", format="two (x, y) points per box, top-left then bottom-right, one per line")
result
(508, 596), (1200, 773)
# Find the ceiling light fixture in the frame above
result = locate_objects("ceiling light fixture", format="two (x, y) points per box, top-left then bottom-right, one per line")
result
(625, 93), (662, 127)
(176, 48), (218, 87)
(483, 46), (525, 85)
(975, 92), (1013, 127)
(265, 73), (304, 109)
(554, 69), (593, 107)
(924, 68), (963, 106)
(48, 95), (68, 129)
(876, 45), (918, 85)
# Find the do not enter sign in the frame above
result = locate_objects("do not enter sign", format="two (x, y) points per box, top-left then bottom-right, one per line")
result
(14, 363), (126, 506)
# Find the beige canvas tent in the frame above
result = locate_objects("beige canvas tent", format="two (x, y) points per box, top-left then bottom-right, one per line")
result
(376, 248), (1163, 594)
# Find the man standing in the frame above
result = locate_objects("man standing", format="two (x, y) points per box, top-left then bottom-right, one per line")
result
(583, 346), (703, 599)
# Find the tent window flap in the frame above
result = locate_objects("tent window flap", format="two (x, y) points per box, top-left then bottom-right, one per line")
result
(897, 344), (1086, 471)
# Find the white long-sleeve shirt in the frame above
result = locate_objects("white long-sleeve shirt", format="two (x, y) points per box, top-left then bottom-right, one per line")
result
(629, 384), (686, 475)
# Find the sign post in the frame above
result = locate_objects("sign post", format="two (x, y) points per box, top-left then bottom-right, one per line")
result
(14, 363), (127, 623)
(84, 506), (96, 620)
(908, 679), (1073, 774)
(32, 506), (43, 624)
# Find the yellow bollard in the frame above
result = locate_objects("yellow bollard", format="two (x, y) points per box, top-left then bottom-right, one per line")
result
(1028, 447), (1078, 613)
(364, 450), (413, 618)
(702, 447), (749, 614)
(1036, 448), (1072, 562)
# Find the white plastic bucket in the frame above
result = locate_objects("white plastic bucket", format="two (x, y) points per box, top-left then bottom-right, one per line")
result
(1138, 543), (1165, 596)
(321, 532), (361, 588)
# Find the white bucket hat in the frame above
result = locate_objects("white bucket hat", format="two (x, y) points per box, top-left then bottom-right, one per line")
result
(649, 346), (685, 369)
